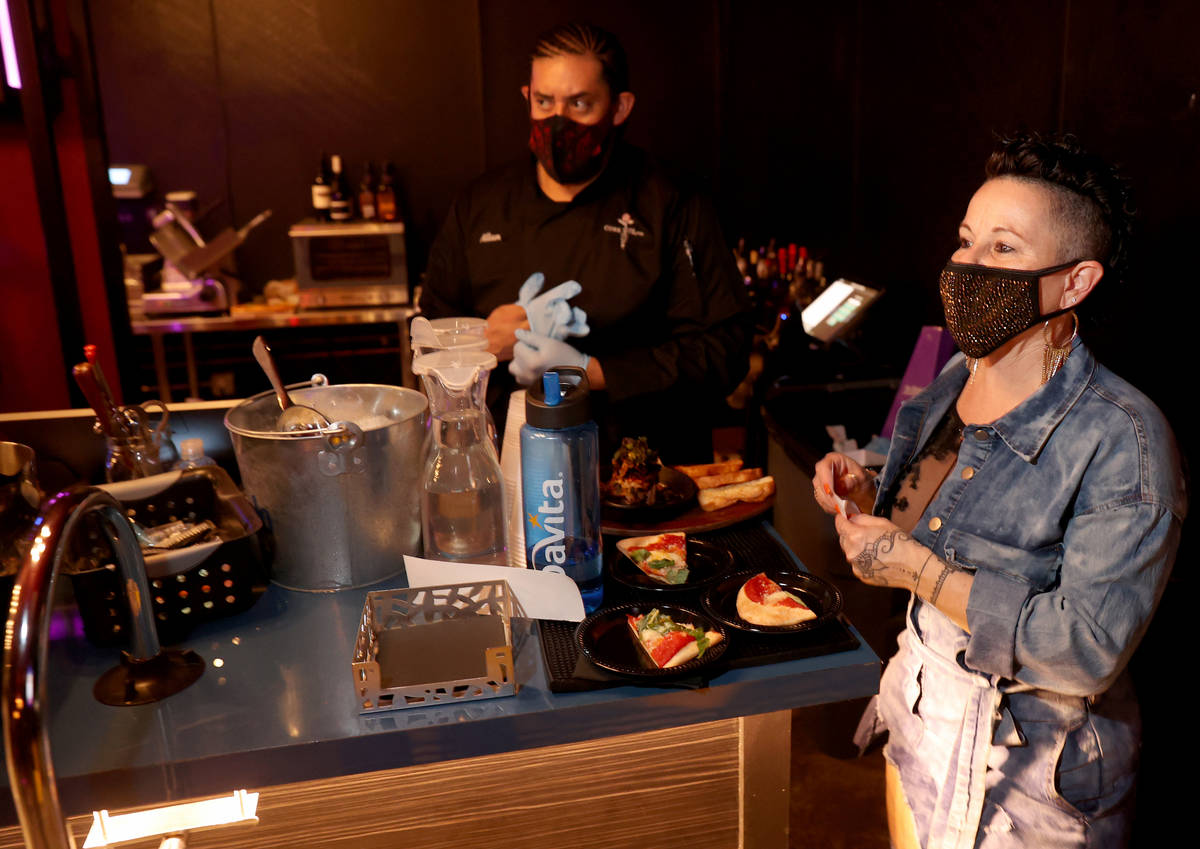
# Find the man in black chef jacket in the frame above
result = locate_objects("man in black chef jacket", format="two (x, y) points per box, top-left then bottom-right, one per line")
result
(421, 22), (751, 462)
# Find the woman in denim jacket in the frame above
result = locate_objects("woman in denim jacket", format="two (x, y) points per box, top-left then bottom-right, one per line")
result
(814, 134), (1186, 848)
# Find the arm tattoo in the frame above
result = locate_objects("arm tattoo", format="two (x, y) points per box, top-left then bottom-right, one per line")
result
(915, 550), (964, 604)
(850, 529), (919, 588)
(927, 558), (963, 604)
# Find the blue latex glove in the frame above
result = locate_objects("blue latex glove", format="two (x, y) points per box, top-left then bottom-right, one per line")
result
(509, 329), (589, 387)
(516, 272), (589, 340)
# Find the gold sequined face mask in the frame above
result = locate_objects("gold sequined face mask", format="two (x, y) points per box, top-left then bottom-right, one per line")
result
(939, 259), (1083, 358)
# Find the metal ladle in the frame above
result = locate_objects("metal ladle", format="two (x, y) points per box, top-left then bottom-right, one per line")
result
(251, 336), (329, 431)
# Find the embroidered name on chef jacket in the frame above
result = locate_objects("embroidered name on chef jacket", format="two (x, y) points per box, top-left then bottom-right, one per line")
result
(603, 212), (646, 249)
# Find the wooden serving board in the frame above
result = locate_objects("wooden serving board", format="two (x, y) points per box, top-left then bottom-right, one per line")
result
(601, 494), (774, 537)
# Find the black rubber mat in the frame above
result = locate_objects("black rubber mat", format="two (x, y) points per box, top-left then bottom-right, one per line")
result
(538, 523), (860, 692)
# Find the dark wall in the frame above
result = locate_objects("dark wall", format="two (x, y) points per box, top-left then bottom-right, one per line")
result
(88, 0), (1200, 370)
(90, 0), (724, 290)
(91, 0), (487, 287)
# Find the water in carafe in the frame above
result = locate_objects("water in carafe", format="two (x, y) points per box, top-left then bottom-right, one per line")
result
(421, 410), (506, 564)
(413, 347), (506, 565)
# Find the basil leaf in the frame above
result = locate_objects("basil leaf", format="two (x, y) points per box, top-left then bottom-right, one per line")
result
(667, 566), (689, 584)
(630, 549), (651, 563)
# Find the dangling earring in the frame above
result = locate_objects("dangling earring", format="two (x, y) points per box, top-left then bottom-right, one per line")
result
(1041, 313), (1079, 384)
(966, 356), (980, 384)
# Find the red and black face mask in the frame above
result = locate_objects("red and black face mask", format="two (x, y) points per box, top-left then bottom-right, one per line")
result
(528, 110), (617, 185)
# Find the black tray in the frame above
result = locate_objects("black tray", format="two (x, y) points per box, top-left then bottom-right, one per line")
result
(538, 523), (860, 692)
(66, 467), (270, 646)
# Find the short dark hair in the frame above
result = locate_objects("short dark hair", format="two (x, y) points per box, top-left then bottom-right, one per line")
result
(531, 22), (630, 95)
(984, 132), (1134, 293)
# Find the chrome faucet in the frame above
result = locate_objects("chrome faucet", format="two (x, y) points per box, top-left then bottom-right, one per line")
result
(3, 486), (203, 849)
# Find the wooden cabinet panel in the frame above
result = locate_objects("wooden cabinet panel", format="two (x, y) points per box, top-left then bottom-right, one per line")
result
(0, 714), (792, 849)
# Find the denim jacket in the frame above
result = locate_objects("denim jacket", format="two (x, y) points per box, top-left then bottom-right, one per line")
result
(876, 337), (1187, 697)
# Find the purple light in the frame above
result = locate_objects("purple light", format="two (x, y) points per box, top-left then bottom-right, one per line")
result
(1, 0), (21, 89)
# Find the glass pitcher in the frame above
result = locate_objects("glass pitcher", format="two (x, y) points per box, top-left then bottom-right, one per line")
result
(412, 349), (506, 565)
(420, 410), (506, 565)
(412, 349), (499, 453)
(409, 315), (488, 358)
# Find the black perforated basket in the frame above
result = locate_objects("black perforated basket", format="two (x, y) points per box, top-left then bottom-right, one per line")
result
(66, 466), (271, 647)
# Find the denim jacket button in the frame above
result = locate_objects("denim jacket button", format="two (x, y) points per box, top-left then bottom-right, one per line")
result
(974, 428), (989, 441)
(962, 467), (975, 480)
(929, 516), (943, 531)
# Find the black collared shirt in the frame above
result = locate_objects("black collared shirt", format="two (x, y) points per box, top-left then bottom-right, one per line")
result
(422, 143), (751, 461)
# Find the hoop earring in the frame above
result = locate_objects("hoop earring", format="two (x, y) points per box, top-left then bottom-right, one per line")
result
(1041, 312), (1079, 384)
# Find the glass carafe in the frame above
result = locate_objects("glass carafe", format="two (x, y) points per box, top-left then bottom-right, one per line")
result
(103, 432), (163, 482)
(412, 349), (499, 454)
(420, 410), (506, 565)
(413, 349), (506, 565)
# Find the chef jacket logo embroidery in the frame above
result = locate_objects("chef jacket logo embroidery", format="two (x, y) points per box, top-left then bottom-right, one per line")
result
(479, 232), (502, 243)
(603, 213), (646, 249)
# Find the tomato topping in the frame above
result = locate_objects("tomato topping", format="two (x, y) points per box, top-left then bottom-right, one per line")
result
(743, 573), (780, 604)
(649, 630), (694, 667)
(643, 533), (686, 555)
(744, 573), (809, 610)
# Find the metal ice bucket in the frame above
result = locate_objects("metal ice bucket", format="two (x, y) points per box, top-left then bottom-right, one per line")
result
(224, 378), (427, 591)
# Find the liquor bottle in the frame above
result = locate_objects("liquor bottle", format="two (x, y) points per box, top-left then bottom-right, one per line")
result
(329, 154), (352, 222)
(358, 162), (377, 221)
(789, 262), (807, 310)
(376, 161), (398, 222)
(310, 153), (332, 222)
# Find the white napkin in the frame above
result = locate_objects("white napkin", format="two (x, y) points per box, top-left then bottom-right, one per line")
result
(403, 555), (585, 622)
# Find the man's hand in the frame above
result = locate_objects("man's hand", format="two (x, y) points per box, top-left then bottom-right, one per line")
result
(487, 273), (590, 361)
(517, 273), (589, 339)
(509, 330), (589, 387)
(485, 303), (530, 361)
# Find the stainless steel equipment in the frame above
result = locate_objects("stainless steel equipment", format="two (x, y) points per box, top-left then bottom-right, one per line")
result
(143, 203), (272, 316)
(289, 220), (408, 309)
(223, 377), (427, 591)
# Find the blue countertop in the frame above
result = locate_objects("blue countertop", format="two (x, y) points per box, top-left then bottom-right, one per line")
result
(2, 525), (880, 825)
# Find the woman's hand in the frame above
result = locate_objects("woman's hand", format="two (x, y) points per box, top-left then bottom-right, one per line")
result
(812, 452), (876, 516)
(834, 513), (925, 592)
(485, 303), (530, 361)
(836, 512), (973, 631)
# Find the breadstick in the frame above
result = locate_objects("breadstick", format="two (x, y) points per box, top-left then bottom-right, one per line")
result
(675, 459), (744, 480)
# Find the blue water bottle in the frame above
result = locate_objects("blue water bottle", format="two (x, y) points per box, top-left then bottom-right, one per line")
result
(521, 366), (603, 612)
